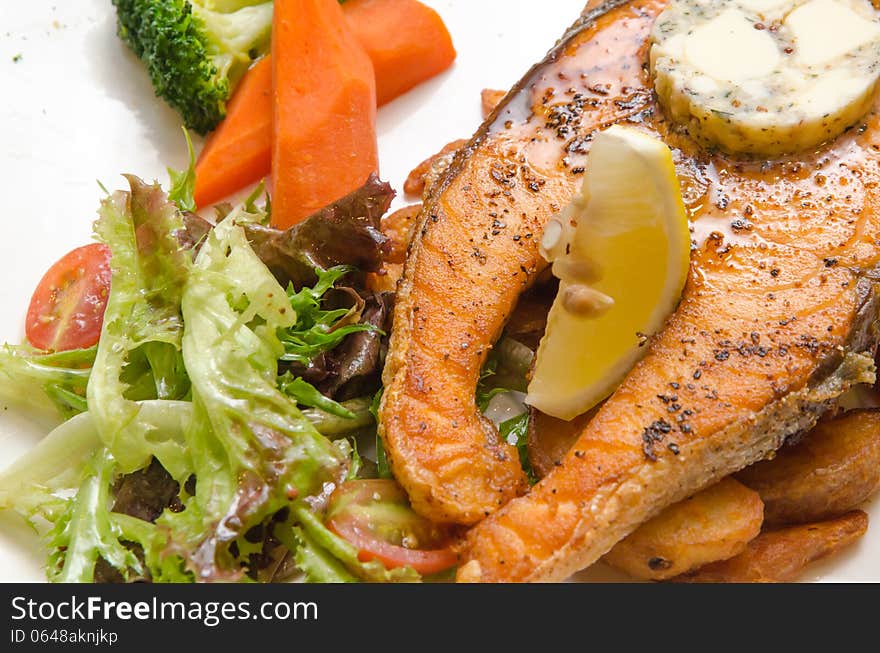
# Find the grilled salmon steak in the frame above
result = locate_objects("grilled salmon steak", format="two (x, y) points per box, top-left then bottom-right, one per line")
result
(380, 0), (665, 525)
(383, 0), (880, 578)
(452, 0), (880, 581)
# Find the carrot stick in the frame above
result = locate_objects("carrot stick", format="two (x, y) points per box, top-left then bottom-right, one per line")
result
(193, 56), (273, 209)
(343, 0), (457, 106)
(271, 0), (379, 229)
(192, 0), (456, 210)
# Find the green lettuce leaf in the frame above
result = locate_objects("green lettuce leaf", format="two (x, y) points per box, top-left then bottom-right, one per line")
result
(370, 389), (393, 480)
(300, 396), (373, 438)
(244, 175), (395, 402)
(476, 337), (537, 483)
(499, 412), (537, 486)
(167, 129), (197, 212)
(287, 503), (420, 583)
(275, 521), (357, 584)
(0, 410), (101, 524)
(278, 372), (355, 418)
(0, 345), (95, 420)
(47, 448), (144, 583)
(476, 337), (534, 411)
(0, 400), (193, 582)
(88, 175), (193, 472)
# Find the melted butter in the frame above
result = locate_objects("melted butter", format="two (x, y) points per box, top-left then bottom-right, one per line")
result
(472, 0), (880, 278)
(683, 119), (880, 271)
(689, 215), (758, 249)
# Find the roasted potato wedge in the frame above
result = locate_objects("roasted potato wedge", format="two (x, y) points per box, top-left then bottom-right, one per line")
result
(737, 409), (880, 526)
(674, 510), (868, 583)
(602, 478), (764, 581)
(367, 203), (424, 292)
(366, 263), (403, 294)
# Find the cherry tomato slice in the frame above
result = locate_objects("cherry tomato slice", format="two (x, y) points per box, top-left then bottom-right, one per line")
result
(326, 479), (458, 576)
(25, 243), (112, 352)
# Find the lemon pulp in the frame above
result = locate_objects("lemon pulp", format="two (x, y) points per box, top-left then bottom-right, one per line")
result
(526, 125), (690, 420)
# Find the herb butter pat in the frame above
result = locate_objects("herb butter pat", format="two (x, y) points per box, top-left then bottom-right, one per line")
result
(651, 0), (880, 156)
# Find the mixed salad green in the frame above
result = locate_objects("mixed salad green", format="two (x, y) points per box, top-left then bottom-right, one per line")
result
(0, 144), (455, 583)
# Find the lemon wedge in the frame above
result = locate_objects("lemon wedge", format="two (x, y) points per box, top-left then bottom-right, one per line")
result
(526, 125), (690, 420)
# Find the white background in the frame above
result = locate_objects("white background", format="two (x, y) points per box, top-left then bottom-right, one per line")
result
(0, 0), (876, 582)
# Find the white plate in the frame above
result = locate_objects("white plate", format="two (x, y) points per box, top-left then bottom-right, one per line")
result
(0, 0), (877, 583)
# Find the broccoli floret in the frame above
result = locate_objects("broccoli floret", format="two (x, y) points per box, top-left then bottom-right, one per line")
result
(112, 0), (273, 135)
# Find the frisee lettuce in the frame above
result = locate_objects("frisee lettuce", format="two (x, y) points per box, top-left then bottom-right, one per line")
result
(0, 160), (407, 584)
(0, 401), (192, 518)
(0, 142), (202, 425)
(157, 206), (350, 581)
(278, 266), (377, 367)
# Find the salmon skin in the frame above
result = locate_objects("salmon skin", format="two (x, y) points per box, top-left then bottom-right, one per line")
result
(457, 0), (880, 581)
(379, 0), (647, 525)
